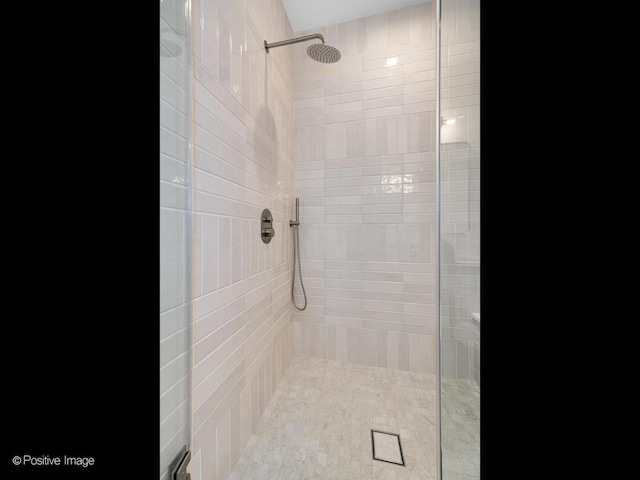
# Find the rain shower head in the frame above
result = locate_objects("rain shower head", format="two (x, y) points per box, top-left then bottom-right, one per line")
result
(264, 34), (341, 63)
(306, 43), (341, 63)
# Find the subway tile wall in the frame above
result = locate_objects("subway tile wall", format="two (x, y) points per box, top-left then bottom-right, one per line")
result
(440, 0), (480, 383)
(188, 1), (295, 479)
(291, 1), (439, 375)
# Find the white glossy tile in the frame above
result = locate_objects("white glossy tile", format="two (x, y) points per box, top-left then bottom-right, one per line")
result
(202, 0), (218, 77)
(218, 15), (231, 93)
(200, 431), (217, 480)
(216, 410), (231, 480)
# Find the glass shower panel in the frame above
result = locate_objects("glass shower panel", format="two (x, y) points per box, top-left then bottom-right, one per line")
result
(160, 0), (191, 479)
(439, 0), (480, 478)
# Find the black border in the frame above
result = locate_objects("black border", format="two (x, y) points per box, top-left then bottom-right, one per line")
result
(371, 430), (406, 467)
(3, 3), (159, 479)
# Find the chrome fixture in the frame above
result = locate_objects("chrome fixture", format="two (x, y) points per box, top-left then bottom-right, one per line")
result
(261, 209), (274, 244)
(264, 34), (341, 63)
(289, 198), (307, 310)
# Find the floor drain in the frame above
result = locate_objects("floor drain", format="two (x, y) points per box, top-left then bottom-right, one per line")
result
(371, 429), (405, 466)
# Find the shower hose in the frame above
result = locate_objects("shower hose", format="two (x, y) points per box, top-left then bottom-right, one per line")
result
(291, 224), (307, 311)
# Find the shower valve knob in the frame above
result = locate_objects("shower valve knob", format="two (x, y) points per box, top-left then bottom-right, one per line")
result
(261, 209), (274, 244)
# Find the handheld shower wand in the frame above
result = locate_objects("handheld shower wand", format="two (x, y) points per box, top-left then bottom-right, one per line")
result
(289, 198), (307, 311)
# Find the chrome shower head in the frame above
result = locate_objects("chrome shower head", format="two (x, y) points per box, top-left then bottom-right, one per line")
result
(264, 33), (341, 63)
(306, 43), (341, 63)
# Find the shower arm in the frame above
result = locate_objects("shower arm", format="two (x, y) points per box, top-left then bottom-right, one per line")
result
(265, 34), (325, 53)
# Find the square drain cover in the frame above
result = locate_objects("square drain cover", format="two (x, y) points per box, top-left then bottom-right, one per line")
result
(371, 429), (405, 466)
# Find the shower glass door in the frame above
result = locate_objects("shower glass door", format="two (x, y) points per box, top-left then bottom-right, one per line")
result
(438, 0), (480, 478)
(160, 0), (192, 479)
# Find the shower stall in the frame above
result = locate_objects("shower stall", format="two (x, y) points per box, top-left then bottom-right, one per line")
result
(160, 0), (479, 478)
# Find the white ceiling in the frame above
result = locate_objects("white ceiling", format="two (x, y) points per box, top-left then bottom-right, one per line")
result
(282, 0), (428, 33)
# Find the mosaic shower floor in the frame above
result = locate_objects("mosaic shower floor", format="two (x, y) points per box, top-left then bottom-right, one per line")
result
(228, 357), (479, 480)
(441, 377), (480, 479)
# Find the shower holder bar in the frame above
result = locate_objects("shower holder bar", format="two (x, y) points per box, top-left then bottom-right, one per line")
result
(289, 197), (300, 226)
(290, 197), (307, 311)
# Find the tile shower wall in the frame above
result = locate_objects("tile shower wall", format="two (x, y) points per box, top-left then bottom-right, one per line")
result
(187, 1), (295, 479)
(291, 1), (438, 375)
(160, 1), (191, 479)
(440, 0), (480, 383)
